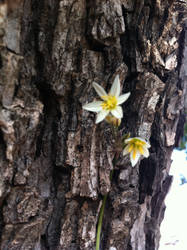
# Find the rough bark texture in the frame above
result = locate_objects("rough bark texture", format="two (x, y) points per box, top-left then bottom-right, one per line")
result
(0, 0), (186, 250)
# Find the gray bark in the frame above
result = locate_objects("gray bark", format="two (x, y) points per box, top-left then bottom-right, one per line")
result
(0, 0), (186, 250)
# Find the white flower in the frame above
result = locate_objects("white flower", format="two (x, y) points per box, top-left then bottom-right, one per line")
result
(83, 75), (130, 124)
(123, 137), (151, 167)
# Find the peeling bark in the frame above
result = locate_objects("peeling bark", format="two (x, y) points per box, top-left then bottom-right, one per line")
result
(0, 0), (186, 249)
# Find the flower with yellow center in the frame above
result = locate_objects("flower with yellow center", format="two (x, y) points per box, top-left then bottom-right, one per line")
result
(83, 75), (130, 124)
(123, 137), (150, 167)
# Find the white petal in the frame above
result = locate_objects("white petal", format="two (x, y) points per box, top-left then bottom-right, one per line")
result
(111, 106), (123, 119)
(145, 141), (151, 148)
(83, 101), (103, 112)
(124, 138), (133, 144)
(130, 151), (140, 167)
(109, 75), (120, 97)
(117, 93), (130, 105)
(132, 137), (151, 148)
(141, 146), (149, 157)
(96, 110), (109, 124)
(92, 82), (107, 99)
(123, 145), (131, 156)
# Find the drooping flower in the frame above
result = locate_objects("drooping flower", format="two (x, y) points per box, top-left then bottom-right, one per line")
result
(105, 115), (121, 127)
(123, 137), (150, 167)
(83, 75), (130, 124)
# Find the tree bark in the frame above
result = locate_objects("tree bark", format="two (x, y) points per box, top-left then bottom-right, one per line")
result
(0, 0), (186, 250)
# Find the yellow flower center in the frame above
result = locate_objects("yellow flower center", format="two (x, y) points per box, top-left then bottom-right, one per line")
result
(101, 95), (117, 110)
(130, 139), (146, 147)
(127, 139), (146, 158)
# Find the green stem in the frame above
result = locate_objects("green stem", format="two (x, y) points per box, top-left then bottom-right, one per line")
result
(96, 194), (107, 250)
(96, 169), (114, 250)
(96, 124), (118, 250)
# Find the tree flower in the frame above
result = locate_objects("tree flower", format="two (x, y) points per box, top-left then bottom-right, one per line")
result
(83, 75), (130, 124)
(123, 137), (151, 167)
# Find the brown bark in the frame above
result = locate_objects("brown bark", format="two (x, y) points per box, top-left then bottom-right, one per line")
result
(0, 0), (186, 250)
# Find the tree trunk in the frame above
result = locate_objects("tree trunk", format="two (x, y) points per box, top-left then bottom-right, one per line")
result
(0, 0), (186, 249)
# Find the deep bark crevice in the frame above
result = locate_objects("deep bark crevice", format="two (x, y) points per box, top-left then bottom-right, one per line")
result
(177, 25), (186, 72)
(46, 176), (68, 249)
(158, 7), (169, 38)
(41, 234), (50, 250)
(120, 5), (135, 73)
(85, 0), (107, 52)
(0, 199), (5, 242)
(139, 157), (156, 204)
(0, 130), (6, 160)
(175, 112), (186, 147)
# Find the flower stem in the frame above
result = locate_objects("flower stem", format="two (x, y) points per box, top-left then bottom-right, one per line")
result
(96, 194), (107, 250)
(96, 125), (117, 250)
(96, 169), (114, 250)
